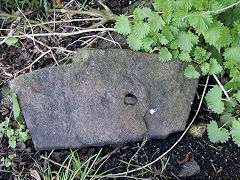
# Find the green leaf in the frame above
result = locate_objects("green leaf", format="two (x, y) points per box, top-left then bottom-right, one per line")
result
(224, 99), (237, 113)
(2, 157), (12, 167)
(5, 38), (18, 46)
(230, 67), (239, 78)
(55, 4), (63, 9)
(179, 51), (192, 62)
(133, 8), (144, 21)
(204, 21), (222, 46)
(172, 49), (179, 58)
(64, 59), (71, 65)
(157, 34), (169, 45)
(184, 65), (200, 79)
(193, 46), (211, 63)
(188, 14), (213, 35)
(6, 129), (14, 138)
(16, 115), (25, 122)
(153, 0), (173, 23)
(207, 121), (230, 143)
(172, 10), (188, 28)
(169, 40), (178, 50)
(174, 0), (193, 11)
(230, 118), (240, 147)
(127, 33), (143, 51)
(158, 47), (172, 62)
(153, 0), (167, 11)
(215, 26), (231, 50)
(142, 37), (154, 52)
(148, 12), (165, 32)
(233, 90), (240, 103)
(209, 58), (223, 75)
(224, 80), (240, 92)
(8, 154), (16, 160)
(12, 93), (21, 120)
(200, 62), (210, 75)
(231, 20), (240, 46)
(9, 136), (16, 149)
(224, 60), (237, 69)
(162, 1), (173, 24)
(18, 130), (31, 142)
(176, 31), (199, 52)
(205, 85), (225, 114)
(192, 0), (209, 10)
(133, 22), (150, 39)
(162, 26), (179, 41)
(223, 46), (240, 64)
(220, 112), (235, 128)
(133, 7), (152, 21)
(114, 15), (131, 35)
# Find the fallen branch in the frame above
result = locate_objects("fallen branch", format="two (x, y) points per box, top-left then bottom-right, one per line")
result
(0, 17), (21, 45)
(0, 28), (115, 39)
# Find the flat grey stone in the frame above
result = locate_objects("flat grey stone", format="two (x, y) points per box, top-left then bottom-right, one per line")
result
(10, 49), (198, 150)
(178, 158), (201, 177)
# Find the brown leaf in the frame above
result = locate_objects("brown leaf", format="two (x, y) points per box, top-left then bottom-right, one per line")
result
(29, 169), (41, 180)
(178, 153), (190, 165)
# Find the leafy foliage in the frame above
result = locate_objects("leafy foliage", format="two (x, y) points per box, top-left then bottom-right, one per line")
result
(209, 58), (223, 75)
(230, 119), (240, 147)
(158, 47), (172, 62)
(0, 94), (31, 167)
(176, 31), (198, 52)
(127, 34), (142, 51)
(179, 51), (192, 62)
(188, 14), (213, 35)
(205, 85), (224, 114)
(207, 121), (230, 143)
(184, 65), (200, 79)
(193, 46), (211, 63)
(114, 15), (131, 35)
(114, 0), (240, 147)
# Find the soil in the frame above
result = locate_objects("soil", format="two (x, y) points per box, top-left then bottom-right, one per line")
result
(0, 0), (240, 179)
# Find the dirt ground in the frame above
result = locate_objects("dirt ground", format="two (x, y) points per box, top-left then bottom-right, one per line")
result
(0, 0), (240, 179)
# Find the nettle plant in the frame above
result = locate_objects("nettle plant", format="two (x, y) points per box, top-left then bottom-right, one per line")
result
(0, 93), (31, 167)
(114, 0), (240, 146)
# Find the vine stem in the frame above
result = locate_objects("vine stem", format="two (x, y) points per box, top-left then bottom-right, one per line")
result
(182, 1), (240, 20)
(213, 74), (231, 101)
(103, 75), (210, 178)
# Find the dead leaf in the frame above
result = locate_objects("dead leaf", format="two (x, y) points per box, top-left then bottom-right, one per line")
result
(178, 153), (190, 165)
(30, 169), (41, 180)
(153, 165), (161, 178)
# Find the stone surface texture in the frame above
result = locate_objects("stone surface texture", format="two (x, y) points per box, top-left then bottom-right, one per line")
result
(178, 158), (201, 177)
(10, 49), (199, 150)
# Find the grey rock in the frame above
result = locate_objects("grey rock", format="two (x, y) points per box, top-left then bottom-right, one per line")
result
(0, 86), (12, 107)
(178, 158), (201, 177)
(10, 49), (198, 150)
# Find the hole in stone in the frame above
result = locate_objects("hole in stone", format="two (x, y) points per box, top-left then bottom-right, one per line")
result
(124, 93), (138, 105)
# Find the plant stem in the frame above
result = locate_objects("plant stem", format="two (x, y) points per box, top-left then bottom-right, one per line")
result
(213, 74), (231, 101)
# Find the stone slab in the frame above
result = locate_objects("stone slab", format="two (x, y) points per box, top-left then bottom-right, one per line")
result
(10, 49), (199, 150)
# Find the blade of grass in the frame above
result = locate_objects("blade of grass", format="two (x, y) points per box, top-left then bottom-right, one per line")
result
(43, 0), (47, 16)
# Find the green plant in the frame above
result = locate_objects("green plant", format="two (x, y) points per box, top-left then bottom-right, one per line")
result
(114, 0), (240, 146)
(0, 0), (42, 13)
(0, 93), (31, 167)
(119, 156), (170, 178)
(35, 148), (117, 180)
